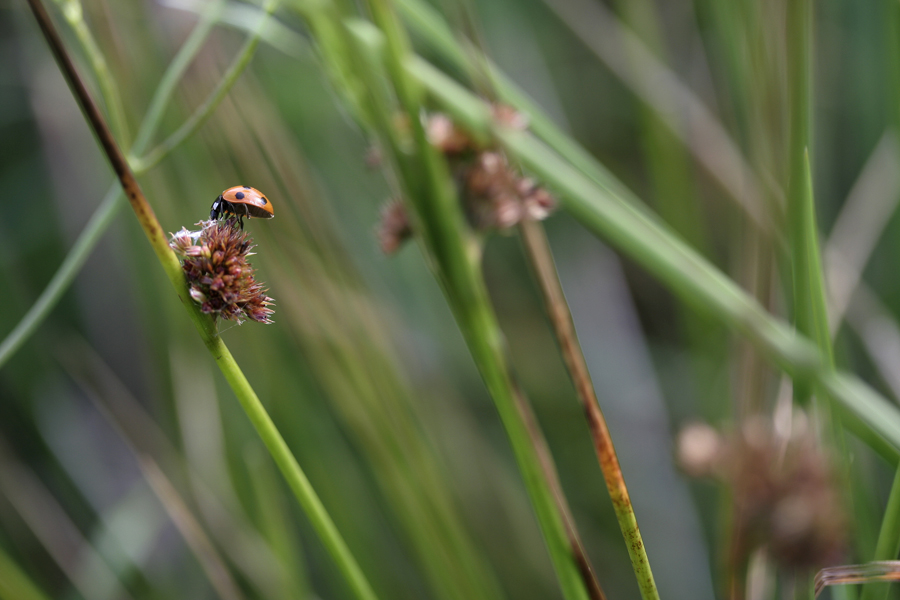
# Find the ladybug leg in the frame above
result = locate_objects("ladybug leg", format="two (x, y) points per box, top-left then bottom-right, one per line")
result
(240, 203), (250, 229)
(210, 197), (224, 221)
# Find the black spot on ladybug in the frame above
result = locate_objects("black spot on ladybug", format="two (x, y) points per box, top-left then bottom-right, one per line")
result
(243, 185), (251, 189)
(235, 192), (245, 200)
(261, 197), (268, 204)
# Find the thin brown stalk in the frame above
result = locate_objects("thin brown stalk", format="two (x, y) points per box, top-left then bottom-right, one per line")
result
(510, 381), (607, 600)
(519, 217), (659, 600)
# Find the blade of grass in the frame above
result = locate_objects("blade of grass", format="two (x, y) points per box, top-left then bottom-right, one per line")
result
(0, 442), (136, 600)
(24, 3), (378, 598)
(244, 448), (312, 599)
(131, 0), (279, 172)
(786, 0), (816, 407)
(404, 56), (900, 458)
(52, 0), (130, 146)
(396, 0), (771, 233)
(795, 150), (833, 368)
(519, 218), (659, 600)
(61, 336), (290, 599)
(859, 4), (900, 597)
(0, 545), (52, 600)
(860, 470), (900, 600)
(138, 458), (245, 600)
(344, 12), (601, 600)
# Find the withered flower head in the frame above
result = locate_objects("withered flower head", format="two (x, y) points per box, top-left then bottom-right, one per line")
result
(463, 151), (557, 230)
(169, 219), (275, 324)
(678, 418), (848, 572)
(376, 198), (413, 255)
(426, 113), (475, 156)
(424, 110), (557, 231)
(377, 110), (558, 255)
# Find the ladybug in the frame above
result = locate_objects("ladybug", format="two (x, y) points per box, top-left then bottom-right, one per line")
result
(210, 185), (274, 228)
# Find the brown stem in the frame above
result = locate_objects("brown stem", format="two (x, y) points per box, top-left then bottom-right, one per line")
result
(519, 217), (659, 599)
(510, 380), (608, 600)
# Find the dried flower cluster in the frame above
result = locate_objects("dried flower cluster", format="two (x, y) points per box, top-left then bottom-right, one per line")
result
(169, 220), (275, 324)
(677, 419), (848, 571)
(376, 198), (413, 255)
(377, 109), (557, 254)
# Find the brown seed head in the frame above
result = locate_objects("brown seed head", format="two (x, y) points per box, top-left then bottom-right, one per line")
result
(376, 199), (413, 254)
(169, 220), (275, 324)
(678, 419), (848, 572)
(462, 151), (556, 230)
(426, 113), (475, 156)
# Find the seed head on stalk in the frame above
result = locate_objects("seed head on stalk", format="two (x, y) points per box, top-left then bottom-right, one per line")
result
(169, 218), (275, 325)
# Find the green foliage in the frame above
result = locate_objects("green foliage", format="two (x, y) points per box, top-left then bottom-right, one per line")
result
(4, 0), (900, 599)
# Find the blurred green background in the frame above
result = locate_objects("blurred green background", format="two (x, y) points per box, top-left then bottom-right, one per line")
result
(2, 0), (899, 598)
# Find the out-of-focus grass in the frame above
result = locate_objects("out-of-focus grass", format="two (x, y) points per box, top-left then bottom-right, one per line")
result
(4, 0), (900, 599)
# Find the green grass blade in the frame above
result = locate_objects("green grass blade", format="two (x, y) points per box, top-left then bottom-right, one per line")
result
(859, 2), (900, 597)
(0, 546), (52, 600)
(404, 55), (900, 455)
(0, 184), (123, 368)
(344, 14), (599, 600)
(133, 0), (280, 172)
(860, 465), (900, 600)
(208, 338), (378, 600)
(786, 0), (816, 406)
(52, 0), (131, 146)
(797, 150), (834, 367)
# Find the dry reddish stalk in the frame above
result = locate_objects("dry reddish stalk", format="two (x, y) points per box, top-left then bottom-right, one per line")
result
(519, 218), (652, 599)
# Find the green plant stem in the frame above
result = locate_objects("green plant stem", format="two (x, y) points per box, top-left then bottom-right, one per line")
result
(786, 0), (815, 404)
(345, 13), (599, 600)
(394, 0), (771, 236)
(138, 458), (245, 600)
(0, 184), (122, 368)
(129, 0), (227, 154)
(860, 4), (900, 598)
(404, 56), (900, 458)
(519, 219), (658, 600)
(0, 546), (51, 600)
(860, 465), (900, 600)
(25, 2), (379, 598)
(207, 338), (377, 600)
(53, 0), (130, 146)
(132, 0), (279, 172)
